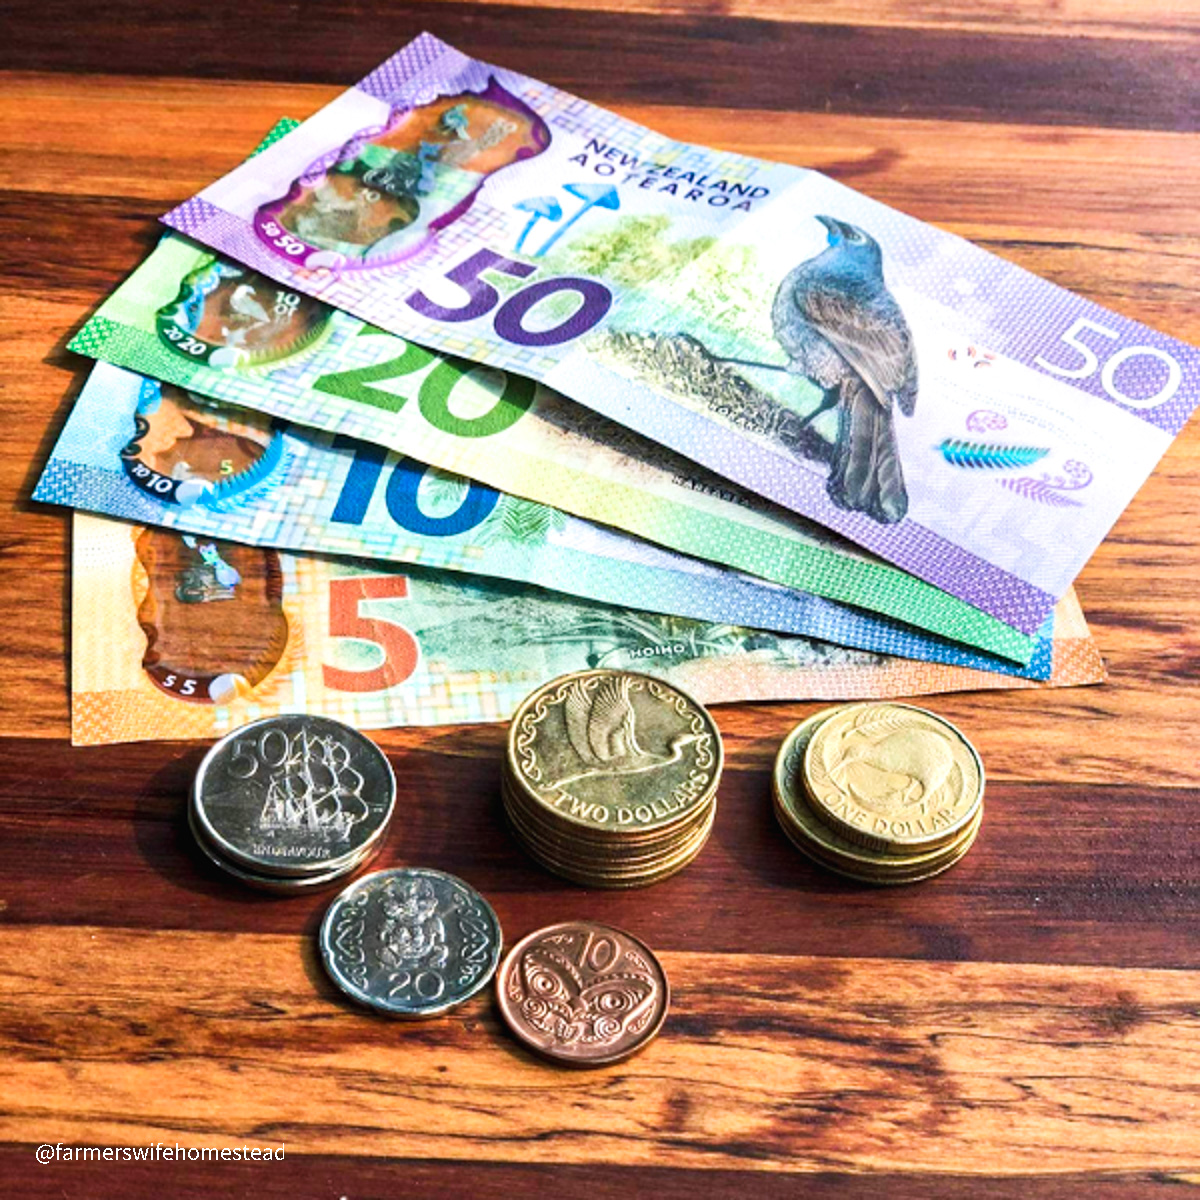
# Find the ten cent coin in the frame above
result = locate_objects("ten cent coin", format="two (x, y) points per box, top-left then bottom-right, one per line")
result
(495, 921), (669, 1066)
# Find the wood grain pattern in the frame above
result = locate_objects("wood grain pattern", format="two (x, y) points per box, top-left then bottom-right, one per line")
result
(4, 3), (1200, 129)
(2, 2), (1200, 1193)
(4, 926), (1199, 1171)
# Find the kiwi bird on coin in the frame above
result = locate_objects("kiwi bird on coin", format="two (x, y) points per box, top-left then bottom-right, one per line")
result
(549, 676), (702, 788)
(832, 728), (955, 813)
(771, 215), (918, 524)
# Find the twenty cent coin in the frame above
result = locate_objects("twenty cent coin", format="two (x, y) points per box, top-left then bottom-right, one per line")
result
(319, 868), (502, 1019)
(193, 715), (396, 878)
(495, 921), (669, 1066)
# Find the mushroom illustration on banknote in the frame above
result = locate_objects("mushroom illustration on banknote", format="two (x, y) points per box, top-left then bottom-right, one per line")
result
(254, 80), (550, 270)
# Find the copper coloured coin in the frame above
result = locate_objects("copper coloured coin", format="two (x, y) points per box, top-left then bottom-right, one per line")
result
(495, 921), (669, 1067)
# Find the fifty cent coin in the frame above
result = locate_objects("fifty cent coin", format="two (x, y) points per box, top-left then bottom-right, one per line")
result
(320, 868), (502, 1019)
(187, 801), (382, 893)
(192, 715), (396, 878)
(495, 921), (669, 1067)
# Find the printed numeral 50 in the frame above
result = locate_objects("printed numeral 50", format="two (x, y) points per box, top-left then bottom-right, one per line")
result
(1034, 317), (1182, 409)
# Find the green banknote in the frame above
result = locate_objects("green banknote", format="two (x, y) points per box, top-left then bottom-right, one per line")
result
(69, 123), (1031, 664)
(71, 513), (1103, 747)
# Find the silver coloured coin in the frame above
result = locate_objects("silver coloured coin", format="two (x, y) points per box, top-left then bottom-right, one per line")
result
(192, 715), (396, 878)
(187, 801), (380, 893)
(319, 868), (503, 1018)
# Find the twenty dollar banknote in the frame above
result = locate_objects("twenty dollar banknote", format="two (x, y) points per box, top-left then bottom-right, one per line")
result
(164, 34), (1200, 640)
(72, 513), (1103, 747)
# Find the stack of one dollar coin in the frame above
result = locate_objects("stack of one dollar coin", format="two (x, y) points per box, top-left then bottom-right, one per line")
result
(502, 669), (723, 888)
(772, 703), (984, 885)
(189, 715), (397, 892)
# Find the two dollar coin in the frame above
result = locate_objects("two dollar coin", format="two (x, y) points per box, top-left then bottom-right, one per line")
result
(502, 670), (722, 888)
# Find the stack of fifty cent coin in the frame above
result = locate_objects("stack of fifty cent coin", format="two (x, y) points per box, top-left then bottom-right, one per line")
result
(773, 703), (984, 884)
(189, 715), (396, 892)
(502, 670), (723, 888)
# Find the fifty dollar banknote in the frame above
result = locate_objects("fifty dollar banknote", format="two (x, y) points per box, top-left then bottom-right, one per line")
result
(164, 37), (1200, 639)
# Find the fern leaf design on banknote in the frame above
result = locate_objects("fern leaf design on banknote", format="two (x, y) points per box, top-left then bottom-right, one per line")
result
(937, 440), (1050, 470)
(999, 461), (1094, 508)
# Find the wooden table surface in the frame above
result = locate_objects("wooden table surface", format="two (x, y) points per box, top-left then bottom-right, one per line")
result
(3, 2), (1200, 1195)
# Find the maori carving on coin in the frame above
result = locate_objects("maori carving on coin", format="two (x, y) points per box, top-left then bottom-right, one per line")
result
(320, 869), (502, 1018)
(455, 907), (498, 988)
(516, 935), (655, 1046)
(496, 922), (669, 1065)
(331, 891), (372, 989)
(379, 876), (449, 971)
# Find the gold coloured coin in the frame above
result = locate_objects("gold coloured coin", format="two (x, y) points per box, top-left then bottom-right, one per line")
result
(775, 792), (982, 884)
(501, 775), (713, 855)
(772, 708), (983, 886)
(802, 702), (984, 854)
(507, 670), (722, 837)
(779, 807), (982, 885)
(502, 670), (722, 887)
(507, 805), (716, 888)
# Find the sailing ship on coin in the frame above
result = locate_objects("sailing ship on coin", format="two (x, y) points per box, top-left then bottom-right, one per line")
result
(257, 728), (370, 840)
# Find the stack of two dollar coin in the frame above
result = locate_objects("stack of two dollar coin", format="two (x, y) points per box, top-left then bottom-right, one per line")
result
(773, 703), (985, 885)
(189, 715), (397, 892)
(502, 670), (723, 888)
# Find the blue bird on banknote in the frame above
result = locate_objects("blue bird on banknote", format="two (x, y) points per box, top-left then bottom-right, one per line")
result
(770, 215), (918, 524)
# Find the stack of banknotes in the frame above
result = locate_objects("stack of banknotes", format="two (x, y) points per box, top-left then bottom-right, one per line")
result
(39, 34), (1200, 746)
